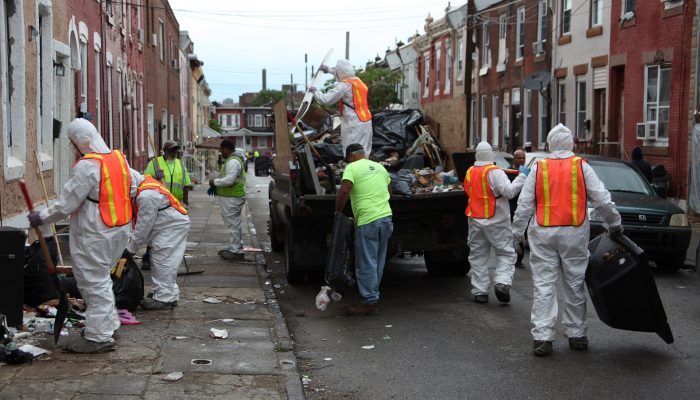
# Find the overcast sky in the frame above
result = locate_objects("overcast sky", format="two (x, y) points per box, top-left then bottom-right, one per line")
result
(169, 0), (456, 103)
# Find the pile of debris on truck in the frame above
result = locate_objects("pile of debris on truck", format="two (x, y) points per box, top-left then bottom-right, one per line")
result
(295, 109), (462, 196)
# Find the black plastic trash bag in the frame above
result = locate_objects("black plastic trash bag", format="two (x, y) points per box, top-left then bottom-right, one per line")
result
(325, 213), (355, 295)
(112, 251), (145, 311)
(389, 169), (414, 197)
(313, 142), (345, 164)
(371, 109), (424, 158)
(586, 233), (674, 344)
(23, 237), (61, 308)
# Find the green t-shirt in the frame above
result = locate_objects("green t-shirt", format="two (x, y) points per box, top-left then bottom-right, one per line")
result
(342, 158), (392, 226)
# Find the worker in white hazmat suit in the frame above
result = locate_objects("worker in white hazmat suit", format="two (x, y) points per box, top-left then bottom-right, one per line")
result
(512, 124), (622, 357)
(126, 175), (190, 310)
(28, 118), (143, 353)
(465, 141), (527, 304)
(309, 59), (373, 155)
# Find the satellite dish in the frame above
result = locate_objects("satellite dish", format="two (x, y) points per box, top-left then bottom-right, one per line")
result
(524, 70), (552, 91)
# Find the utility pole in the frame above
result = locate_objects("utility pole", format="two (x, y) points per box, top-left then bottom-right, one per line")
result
(305, 54), (308, 91)
(345, 31), (350, 60)
(290, 74), (295, 110)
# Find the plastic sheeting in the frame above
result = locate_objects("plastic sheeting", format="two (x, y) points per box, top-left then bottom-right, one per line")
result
(371, 109), (424, 159)
(689, 123), (700, 212)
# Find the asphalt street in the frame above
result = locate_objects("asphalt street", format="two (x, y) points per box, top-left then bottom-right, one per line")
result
(246, 173), (700, 400)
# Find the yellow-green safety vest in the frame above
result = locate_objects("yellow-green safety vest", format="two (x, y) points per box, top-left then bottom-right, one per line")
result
(217, 156), (246, 197)
(145, 156), (188, 202)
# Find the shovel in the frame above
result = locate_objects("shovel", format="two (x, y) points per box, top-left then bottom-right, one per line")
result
(19, 180), (69, 344)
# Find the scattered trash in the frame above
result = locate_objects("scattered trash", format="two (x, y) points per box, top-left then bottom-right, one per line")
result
(18, 344), (50, 357)
(315, 286), (332, 311)
(362, 345), (375, 350)
(173, 336), (188, 340)
(385, 325), (393, 328)
(383, 335), (391, 340)
(323, 357), (333, 361)
(264, 247), (272, 252)
(273, 283), (282, 289)
(0, 348), (34, 364)
(265, 280), (271, 285)
(209, 328), (228, 339)
(677, 286), (686, 289)
(202, 297), (222, 304)
(37, 304), (58, 317)
(117, 309), (141, 325)
(301, 375), (311, 386)
(243, 247), (263, 252)
(205, 318), (234, 324)
(162, 371), (184, 382)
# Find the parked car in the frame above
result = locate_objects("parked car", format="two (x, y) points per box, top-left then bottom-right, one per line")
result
(524, 153), (691, 269)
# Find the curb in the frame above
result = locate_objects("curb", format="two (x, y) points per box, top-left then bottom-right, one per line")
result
(244, 204), (306, 400)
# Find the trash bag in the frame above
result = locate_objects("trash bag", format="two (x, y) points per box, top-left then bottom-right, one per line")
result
(23, 237), (61, 308)
(371, 109), (424, 158)
(313, 142), (345, 164)
(389, 169), (415, 197)
(111, 251), (145, 312)
(325, 213), (355, 295)
(587, 233), (674, 344)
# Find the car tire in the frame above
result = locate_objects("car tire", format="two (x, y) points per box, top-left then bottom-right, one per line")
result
(284, 230), (306, 285)
(654, 253), (686, 271)
(268, 202), (284, 252)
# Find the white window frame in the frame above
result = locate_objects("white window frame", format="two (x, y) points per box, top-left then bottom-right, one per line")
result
(226, 114), (232, 127)
(562, 0), (572, 35)
(457, 37), (464, 82)
(80, 42), (88, 114)
(622, 0), (636, 15)
(234, 114), (240, 128)
(481, 22), (490, 67)
(255, 114), (263, 127)
(576, 77), (587, 139)
(118, 71), (123, 149)
(481, 94), (488, 142)
(591, 0), (603, 26)
(139, 80), (145, 152)
(516, 7), (525, 60)
(106, 65), (113, 147)
(524, 88), (532, 143)
(470, 97), (477, 145)
(537, 0), (547, 44)
(169, 114), (174, 140)
(538, 91), (548, 149)
(1, 0), (26, 180)
(257, 136), (269, 149)
(644, 64), (671, 141)
(147, 104), (154, 157)
(499, 14), (507, 40)
(161, 109), (167, 145)
(36, 1), (54, 171)
(492, 93), (499, 146)
(423, 52), (430, 97)
(502, 93), (510, 147)
(247, 114), (254, 127)
(445, 39), (452, 94)
(94, 42), (102, 134)
(663, 0), (683, 10)
(434, 43), (442, 96)
(132, 83), (138, 155)
(557, 80), (566, 125)
(158, 19), (164, 62)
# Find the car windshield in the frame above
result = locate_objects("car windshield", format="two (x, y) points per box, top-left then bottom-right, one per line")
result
(588, 160), (654, 195)
(494, 155), (513, 169)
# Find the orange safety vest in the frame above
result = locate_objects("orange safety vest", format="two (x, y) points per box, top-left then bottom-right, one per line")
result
(339, 78), (372, 122)
(81, 150), (132, 227)
(464, 164), (498, 218)
(135, 176), (188, 216)
(535, 156), (587, 227)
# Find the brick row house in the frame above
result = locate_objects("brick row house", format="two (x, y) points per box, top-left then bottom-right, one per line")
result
(214, 103), (275, 157)
(0, 0), (210, 227)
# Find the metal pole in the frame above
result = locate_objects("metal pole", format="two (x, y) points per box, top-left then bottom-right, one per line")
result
(290, 74), (294, 110)
(305, 54), (308, 92)
(345, 31), (350, 59)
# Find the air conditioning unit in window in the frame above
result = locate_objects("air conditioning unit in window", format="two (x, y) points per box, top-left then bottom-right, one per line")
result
(636, 122), (657, 141)
(532, 41), (544, 55)
(137, 29), (144, 42)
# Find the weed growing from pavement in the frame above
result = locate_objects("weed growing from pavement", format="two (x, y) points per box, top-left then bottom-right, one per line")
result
(274, 342), (291, 352)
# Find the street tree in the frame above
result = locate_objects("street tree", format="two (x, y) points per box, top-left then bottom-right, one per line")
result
(252, 90), (287, 107)
(320, 64), (403, 111)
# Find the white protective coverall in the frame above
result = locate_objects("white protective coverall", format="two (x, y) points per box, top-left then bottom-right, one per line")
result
(313, 59), (373, 155)
(127, 188), (190, 303)
(214, 150), (246, 253)
(39, 118), (142, 343)
(468, 142), (526, 296)
(512, 124), (621, 341)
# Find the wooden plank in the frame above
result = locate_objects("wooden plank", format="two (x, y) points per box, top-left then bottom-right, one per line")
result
(273, 100), (291, 173)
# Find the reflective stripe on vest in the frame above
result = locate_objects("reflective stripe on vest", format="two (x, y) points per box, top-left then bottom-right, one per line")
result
(535, 156), (587, 227)
(464, 164), (498, 219)
(81, 150), (132, 227)
(216, 156), (246, 197)
(339, 78), (372, 122)
(153, 156), (186, 202)
(136, 176), (188, 216)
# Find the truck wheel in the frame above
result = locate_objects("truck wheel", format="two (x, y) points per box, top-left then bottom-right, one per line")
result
(654, 253), (686, 271)
(424, 251), (470, 277)
(268, 203), (283, 252)
(284, 231), (306, 285)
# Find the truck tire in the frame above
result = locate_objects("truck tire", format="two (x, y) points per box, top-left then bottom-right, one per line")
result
(268, 203), (284, 252)
(424, 251), (470, 277)
(284, 231), (306, 285)
(653, 253), (686, 271)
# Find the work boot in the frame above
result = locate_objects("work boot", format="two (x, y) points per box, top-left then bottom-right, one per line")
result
(494, 283), (511, 303)
(60, 334), (115, 354)
(532, 340), (553, 357)
(568, 336), (589, 351)
(347, 303), (380, 316)
(217, 249), (226, 256)
(141, 298), (177, 310)
(474, 294), (488, 303)
(220, 250), (245, 261)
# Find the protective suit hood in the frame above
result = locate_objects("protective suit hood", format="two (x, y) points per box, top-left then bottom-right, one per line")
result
(547, 123), (574, 152)
(68, 118), (111, 154)
(475, 141), (494, 163)
(334, 59), (355, 81)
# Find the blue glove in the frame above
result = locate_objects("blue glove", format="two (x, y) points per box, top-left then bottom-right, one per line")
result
(207, 186), (217, 197)
(518, 166), (530, 176)
(155, 170), (165, 181)
(28, 212), (42, 228)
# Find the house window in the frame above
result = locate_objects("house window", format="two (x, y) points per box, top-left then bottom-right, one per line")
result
(591, 0), (603, 26)
(226, 114), (232, 127)
(524, 89), (532, 143)
(234, 114), (240, 128)
(158, 19), (164, 62)
(457, 37), (464, 81)
(257, 137), (268, 149)
(622, 0), (636, 15)
(2, 0), (27, 180)
(106, 66), (114, 147)
(538, 92), (548, 148)
(576, 78), (587, 139)
(499, 14), (506, 39)
(481, 94), (488, 142)
(481, 22), (490, 66)
(561, 0), (572, 35)
(537, 0), (547, 44)
(502, 95), (510, 147)
(644, 64), (671, 140)
(247, 114), (254, 127)
(557, 80), (566, 125)
(492, 94), (499, 146)
(516, 7), (525, 59)
(80, 42), (88, 112)
(139, 82), (145, 152)
(37, 5), (54, 168)
(95, 49), (101, 133)
(664, 1), (683, 10)
(255, 114), (263, 127)
(423, 53), (430, 97)
(435, 44), (441, 95)
(470, 97), (477, 145)
(445, 40), (452, 94)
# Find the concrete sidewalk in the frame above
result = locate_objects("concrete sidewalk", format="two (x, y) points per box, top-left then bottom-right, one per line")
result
(0, 183), (303, 399)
